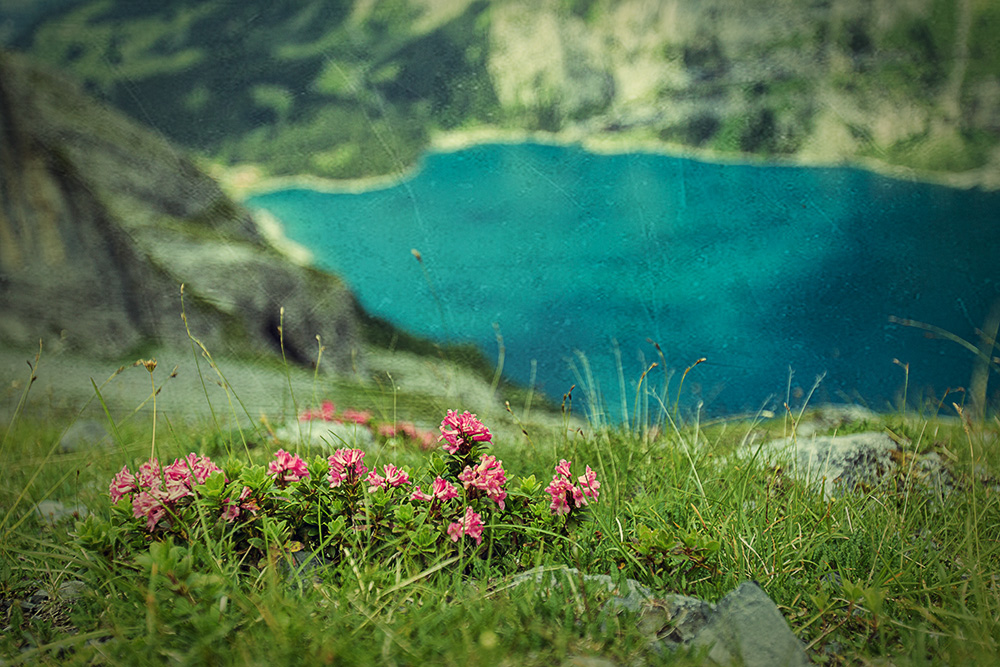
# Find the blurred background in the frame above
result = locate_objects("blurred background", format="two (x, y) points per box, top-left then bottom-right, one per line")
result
(1, 0), (998, 421)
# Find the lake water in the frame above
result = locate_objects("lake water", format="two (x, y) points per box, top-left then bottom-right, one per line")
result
(246, 143), (1000, 420)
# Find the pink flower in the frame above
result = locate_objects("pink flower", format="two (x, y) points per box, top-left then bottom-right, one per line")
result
(109, 466), (137, 503)
(578, 465), (600, 500)
(163, 459), (193, 487)
(366, 464), (411, 492)
(220, 503), (239, 523)
(328, 448), (368, 487)
(398, 422), (418, 439)
(411, 476), (459, 503)
(300, 399), (336, 421)
(341, 409), (372, 425)
(545, 460), (599, 516)
(378, 424), (397, 438)
(410, 486), (434, 501)
(132, 490), (167, 531)
(417, 430), (435, 450)
(545, 476), (574, 516)
(161, 477), (193, 503)
(438, 410), (492, 455)
(182, 453), (224, 484)
(447, 506), (484, 546)
(268, 449), (310, 484)
(366, 469), (386, 492)
(137, 458), (162, 491)
(221, 486), (255, 523)
(383, 463), (410, 487)
(431, 476), (459, 501)
(116, 453), (227, 532)
(458, 454), (507, 509)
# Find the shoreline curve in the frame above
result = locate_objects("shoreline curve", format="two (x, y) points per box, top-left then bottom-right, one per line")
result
(214, 126), (1000, 201)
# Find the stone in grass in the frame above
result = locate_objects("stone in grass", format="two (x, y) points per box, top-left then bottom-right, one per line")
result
(58, 420), (111, 452)
(276, 421), (375, 449)
(760, 432), (899, 500)
(34, 499), (89, 523)
(791, 404), (879, 438)
(637, 593), (715, 645)
(689, 581), (810, 667)
(507, 566), (654, 613)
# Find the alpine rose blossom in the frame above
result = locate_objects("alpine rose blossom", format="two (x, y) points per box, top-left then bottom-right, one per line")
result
(410, 476), (459, 503)
(366, 464), (410, 492)
(109, 466), (137, 503)
(545, 459), (599, 516)
(132, 490), (167, 531)
(110, 453), (233, 532)
(328, 448), (368, 487)
(268, 449), (310, 484)
(300, 399), (336, 422)
(431, 476), (460, 500)
(341, 409), (373, 425)
(447, 506), (484, 546)
(577, 465), (601, 500)
(221, 486), (257, 523)
(438, 410), (492, 455)
(136, 458), (162, 491)
(410, 486), (433, 502)
(458, 454), (507, 509)
(180, 453), (224, 484)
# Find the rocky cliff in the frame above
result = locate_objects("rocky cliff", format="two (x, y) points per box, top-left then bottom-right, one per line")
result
(0, 49), (361, 369)
(8, 0), (1000, 185)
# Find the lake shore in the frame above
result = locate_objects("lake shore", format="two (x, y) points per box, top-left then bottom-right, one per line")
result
(214, 125), (1000, 201)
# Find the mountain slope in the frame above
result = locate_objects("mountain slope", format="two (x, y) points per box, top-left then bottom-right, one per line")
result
(8, 0), (1000, 184)
(0, 49), (361, 369)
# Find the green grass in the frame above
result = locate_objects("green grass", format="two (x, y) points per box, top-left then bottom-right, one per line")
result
(2, 344), (999, 665)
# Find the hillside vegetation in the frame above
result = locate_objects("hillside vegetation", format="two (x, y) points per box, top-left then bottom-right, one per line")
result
(10, 0), (1000, 184)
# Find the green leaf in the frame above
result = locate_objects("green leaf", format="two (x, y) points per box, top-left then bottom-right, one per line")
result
(200, 470), (226, 498)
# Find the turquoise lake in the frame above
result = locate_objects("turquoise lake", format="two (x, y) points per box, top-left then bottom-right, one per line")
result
(247, 143), (1000, 419)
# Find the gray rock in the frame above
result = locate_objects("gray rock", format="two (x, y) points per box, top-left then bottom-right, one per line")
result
(58, 420), (111, 452)
(0, 50), (361, 374)
(792, 404), (879, 438)
(758, 431), (962, 501)
(276, 421), (375, 450)
(34, 499), (89, 523)
(759, 432), (899, 500)
(689, 582), (810, 667)
(637, 594), (715, 645)
(507, 566), (653, 613)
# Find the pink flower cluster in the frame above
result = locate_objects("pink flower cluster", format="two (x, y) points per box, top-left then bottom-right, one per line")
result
(438, 410), (492, 455)
(544, 459), (600, 517)
(447, 506), (484, 546)
(299, 399), (337, 422)
(458, 454), (507, 509)
(221, 486), (257, 523)
(410, 476), (459, 502)
(378, 421), (436, 449)
(108, 454), (251, 531)
(268, 449), (309, 485)
(298, 400), (373, 426)
(341, 408), (374, 425)
(327, 448), (368, 488)
(366, 463), (411, 493)
(299, 401), (435, 448)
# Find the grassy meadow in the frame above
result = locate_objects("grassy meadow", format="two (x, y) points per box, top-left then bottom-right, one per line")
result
(1, 338), (998, 666)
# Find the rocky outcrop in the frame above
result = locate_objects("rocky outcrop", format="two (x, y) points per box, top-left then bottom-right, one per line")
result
(508, 567), (810, 665)
(0, 50), (361, 370)
(14, 0), (1000, 185)
(485, 0), (999, 184)
(758, 430), (967, 501)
